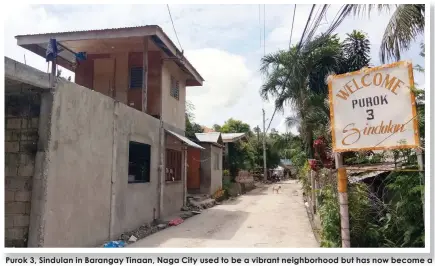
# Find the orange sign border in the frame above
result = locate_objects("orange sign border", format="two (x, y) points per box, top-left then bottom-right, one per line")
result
(328, 61), (420, 153)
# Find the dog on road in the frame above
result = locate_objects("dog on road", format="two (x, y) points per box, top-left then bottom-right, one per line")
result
(272, 185), (281, 194)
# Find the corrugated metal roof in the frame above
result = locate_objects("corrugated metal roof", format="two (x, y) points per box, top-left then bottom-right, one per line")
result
(166, 130), (204, 150)
(14, 25), (204, 83)
(195, 132), (221, 143)
(15, 25), (161, 37)
(347, 162), (395, 184)
(349, 171), (388, 184)
(221, 133), (246, 143)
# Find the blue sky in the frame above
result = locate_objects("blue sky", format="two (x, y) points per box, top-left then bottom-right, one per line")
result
(4, 4), (425, 134)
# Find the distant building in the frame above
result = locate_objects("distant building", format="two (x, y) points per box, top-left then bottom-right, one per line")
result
(186, 132), (224, 196)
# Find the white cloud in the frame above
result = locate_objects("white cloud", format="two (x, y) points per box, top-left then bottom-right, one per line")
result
(185, 48), (251, 123)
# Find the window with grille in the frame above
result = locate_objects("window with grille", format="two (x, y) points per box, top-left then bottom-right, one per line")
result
(129, 67), (143, 89)
(128, 141), (151, 183)
(165, 149), (182, 181)
(170, 76), (179, 100)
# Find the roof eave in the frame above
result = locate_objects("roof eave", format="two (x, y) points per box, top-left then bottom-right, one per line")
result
(15, 25), (204, 86)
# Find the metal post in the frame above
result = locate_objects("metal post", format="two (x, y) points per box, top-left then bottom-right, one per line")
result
(336, 153), (350, 248)
(262, 110), (268, 181)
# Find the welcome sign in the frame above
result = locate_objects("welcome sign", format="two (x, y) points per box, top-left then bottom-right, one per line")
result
(328, 61), (420, 152)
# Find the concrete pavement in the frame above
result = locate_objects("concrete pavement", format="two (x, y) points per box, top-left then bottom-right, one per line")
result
(128, 180), (318, 248)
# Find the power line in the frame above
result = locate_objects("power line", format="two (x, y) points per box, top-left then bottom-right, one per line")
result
(263, 4), (266, 56)
(266, 4), (316, 133)
(259, 5), (262, 49)
(296, 4), (316, 51)
(166, 4), (183, 51)
(289, 4), (297, 49)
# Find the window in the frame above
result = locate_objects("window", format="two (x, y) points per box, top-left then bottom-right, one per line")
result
(129, 67), (143, 89)
(170, 76), (179, 100)
(213, 151), (220, 170)
(165, 149), (182, 181)
(128, 141), (151, 183)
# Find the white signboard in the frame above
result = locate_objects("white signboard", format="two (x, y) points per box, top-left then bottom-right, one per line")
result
(328, 61), (420, 152)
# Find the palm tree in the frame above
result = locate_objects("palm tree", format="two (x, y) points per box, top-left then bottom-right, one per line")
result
(343, 4), (425, 63)
(260, 34), (343, 158)
(260, 31), (371, 159)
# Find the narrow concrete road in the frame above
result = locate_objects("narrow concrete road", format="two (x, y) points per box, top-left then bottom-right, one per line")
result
(129, 180), (318, 248)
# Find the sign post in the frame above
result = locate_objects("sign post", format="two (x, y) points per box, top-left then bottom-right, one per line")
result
(328, 61), (420, 248)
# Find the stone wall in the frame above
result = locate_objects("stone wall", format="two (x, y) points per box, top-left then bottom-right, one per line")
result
(5, 91), (40, 247)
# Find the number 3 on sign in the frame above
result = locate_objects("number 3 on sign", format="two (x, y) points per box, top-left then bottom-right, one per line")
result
(366, 109), (374, 120)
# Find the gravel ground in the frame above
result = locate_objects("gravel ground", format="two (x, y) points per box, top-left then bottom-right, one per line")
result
(128, 180), (318, 248)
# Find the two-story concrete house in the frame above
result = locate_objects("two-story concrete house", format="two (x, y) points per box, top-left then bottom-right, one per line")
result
(5, 25), (204, 247)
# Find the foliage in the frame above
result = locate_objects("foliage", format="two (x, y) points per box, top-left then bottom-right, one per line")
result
(260, 31), (371, 160)
(260, 22), (425, 249)
(318, 181), (381, 247)
(342, 30), (371, 71)
(380, 172), (424, 247)
(222, 177), (232, 199)
(212, 124), (222, 132)
(344, 4), (425, 63)
(318, 145), (425, 248)
(215, 118), (255, 178)
(186, 117), (203, 138)
(299, 161), (311, 195)
(344, 151), (385, 165)
(185, 101), (203, 138)
(219, 118), (251, 135)
(318, 184), (340, 247)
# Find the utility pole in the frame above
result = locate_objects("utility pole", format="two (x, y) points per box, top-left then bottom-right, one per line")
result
(262, 109), (267, 181)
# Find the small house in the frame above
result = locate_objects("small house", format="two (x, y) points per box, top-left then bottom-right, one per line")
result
(186, 132), (224, 196)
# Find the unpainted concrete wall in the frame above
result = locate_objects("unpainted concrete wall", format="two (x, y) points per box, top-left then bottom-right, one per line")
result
(161, 61), (186, 131)
(39, 80), (114, 247)
(199, 144), (223, 196)
(209, 145), (223, 195)
(111, 102), (160, 237)
(5, 89), (40, 247)
(31, 79), (164, 247)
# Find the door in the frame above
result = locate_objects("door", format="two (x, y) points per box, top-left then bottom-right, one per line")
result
(187, 147), (201, 189)
(93, 58), (115, 97)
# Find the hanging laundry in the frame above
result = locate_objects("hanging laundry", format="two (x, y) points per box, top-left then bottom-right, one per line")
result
(45, 38), (58, 62)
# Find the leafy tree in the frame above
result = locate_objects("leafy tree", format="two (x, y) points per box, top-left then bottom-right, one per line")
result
(185, 101), (203, 138)
(212, 124), (221, 132)
(215, 119), (254, 178)
(342, 30), (371, 71)
(261, 32), (370, 159)
(219, 118), (251, 135)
